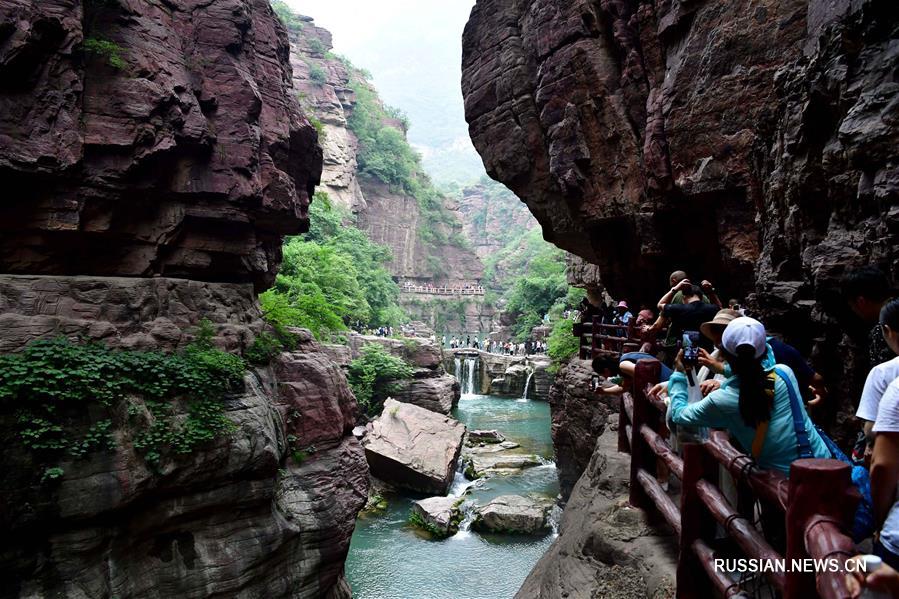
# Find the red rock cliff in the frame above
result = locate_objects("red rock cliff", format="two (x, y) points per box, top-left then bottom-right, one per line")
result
(463, 0), (899, 432)
(0, 0), (322, 292)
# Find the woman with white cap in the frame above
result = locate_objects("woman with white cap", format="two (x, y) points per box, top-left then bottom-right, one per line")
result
(667, 316), (830, 475)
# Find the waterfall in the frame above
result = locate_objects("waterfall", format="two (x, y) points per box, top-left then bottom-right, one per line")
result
(520, 371), (534, 401)
(454, 357), (461, 382)
(461, 356), (478, 397)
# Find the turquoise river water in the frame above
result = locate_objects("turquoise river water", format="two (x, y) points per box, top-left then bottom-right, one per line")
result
(345, 393), (559, 599)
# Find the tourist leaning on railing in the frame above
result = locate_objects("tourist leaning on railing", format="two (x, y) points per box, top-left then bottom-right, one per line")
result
(666, 316), (830, 476)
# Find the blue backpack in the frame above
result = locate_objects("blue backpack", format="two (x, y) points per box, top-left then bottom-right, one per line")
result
(775, 365), (874, 542)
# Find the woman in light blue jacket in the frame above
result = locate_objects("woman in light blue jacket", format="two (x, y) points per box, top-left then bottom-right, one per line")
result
(667, 317), (829, 475)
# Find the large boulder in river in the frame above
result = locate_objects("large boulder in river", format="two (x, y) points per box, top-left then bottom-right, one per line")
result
(473, 495), (550, 535)
(363, 399), (466, 494)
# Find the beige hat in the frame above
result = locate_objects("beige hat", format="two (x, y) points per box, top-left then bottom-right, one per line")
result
(700, 309), (741, 341)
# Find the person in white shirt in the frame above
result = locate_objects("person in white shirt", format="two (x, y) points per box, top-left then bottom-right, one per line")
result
(869, 298), (899, 569)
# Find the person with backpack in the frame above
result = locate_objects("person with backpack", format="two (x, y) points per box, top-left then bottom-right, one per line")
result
(666, 316), (831, 475)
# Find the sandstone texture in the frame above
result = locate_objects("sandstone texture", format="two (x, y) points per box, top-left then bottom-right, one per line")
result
(549, 359), (611, 501)
(463, 0), (899, 440)
(468, 429), (506, 444)
(516, 428), (676, 599)
(0, 0), (322, 292)
(1, 324), (369, 599)
(347, 334), (460, 414)
(466, 454), (543, 478)
(363, 398), (466, 495)
(473, 495), (551, 535)
(411, 496), (463, 537)
(0, 275), (262, 353)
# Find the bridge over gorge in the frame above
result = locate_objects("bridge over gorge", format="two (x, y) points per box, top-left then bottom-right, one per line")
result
(576, 323), (860, 598)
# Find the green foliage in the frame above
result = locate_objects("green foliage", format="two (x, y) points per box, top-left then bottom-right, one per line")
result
(547, 318), (580, 372)
(308, 62), (327, 85)
(308, 38), (326, 55)
(271, 0), (304, 32)
(347, 345), (413, 416)
(262, 192), (405, 339)
(245, 331), (291, 365)
(306, 114), (326, 141)
(83, 37), (126, 69)
(341, 60), (464, 251)
(0, 329), (244, 478)
(409, 509), (451, 538)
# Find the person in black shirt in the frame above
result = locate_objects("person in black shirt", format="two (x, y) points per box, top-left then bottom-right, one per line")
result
(643, 283), (720, 353)
(842, 266), (896, 367)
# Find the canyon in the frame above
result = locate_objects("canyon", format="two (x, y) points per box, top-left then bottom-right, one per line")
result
(462, 0), (899, 596)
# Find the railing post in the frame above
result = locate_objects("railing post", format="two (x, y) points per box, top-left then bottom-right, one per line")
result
(618, 395), (630, 453)
(591, 315), (600, 359)
(629, 359), (661, 509)
(677, 442), (717, 598)
(784, 459), (856, 599)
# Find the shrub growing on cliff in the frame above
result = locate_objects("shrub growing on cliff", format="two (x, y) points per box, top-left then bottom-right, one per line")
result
(547, 318), (580, 371)
(83, 37), (126, 69)
(0, 330), (244, 480)
(347, 344), (413, 416)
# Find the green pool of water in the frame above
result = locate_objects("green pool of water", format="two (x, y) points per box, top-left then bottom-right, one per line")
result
(346, 394), (559, 599)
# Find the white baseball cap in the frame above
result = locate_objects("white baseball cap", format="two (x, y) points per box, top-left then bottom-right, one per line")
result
(721, 316), (767, 359)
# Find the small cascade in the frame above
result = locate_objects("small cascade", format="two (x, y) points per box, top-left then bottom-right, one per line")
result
(547, 504), (563, 537)
(453, 502), (478, 539)
(454, 357), (461, 382)
(519, 371), (534, 402)
(448, 460), (476, 497)
(462, 356), (478, 396)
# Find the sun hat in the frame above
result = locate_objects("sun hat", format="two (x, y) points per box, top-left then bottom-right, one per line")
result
(721, 316), (767, 359)
(617, 300), (629, 309)
(700, 308), (742, 340)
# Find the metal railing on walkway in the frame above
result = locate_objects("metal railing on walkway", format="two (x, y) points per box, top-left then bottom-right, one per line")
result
(573, 315), (642, 359)
(400, 284), (485, 296)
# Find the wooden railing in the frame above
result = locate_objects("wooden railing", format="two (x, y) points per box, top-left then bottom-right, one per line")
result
(573, 315), (642, 359)
(620, 359), (859, 599)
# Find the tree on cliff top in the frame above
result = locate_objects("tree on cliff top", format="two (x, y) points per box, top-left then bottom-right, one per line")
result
(260, 192), (405, 340)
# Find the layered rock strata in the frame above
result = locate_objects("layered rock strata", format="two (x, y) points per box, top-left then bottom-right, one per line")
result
(462, 0), (899, 437)
(2, 322), (368, 599)
(0, 0), (322, 291)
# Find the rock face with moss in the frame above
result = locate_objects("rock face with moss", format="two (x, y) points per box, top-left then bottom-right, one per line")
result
(0, 2), (369, 597)
(0, 0), (321, 292)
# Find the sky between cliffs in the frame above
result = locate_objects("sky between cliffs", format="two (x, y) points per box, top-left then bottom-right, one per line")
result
(283, 0), (483, 185)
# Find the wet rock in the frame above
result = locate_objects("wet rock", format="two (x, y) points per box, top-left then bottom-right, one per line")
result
(363, 399), (466, 494)
(468, 429), (505, 444)
(473, 495), (550, 535)
(465, 454), (542, 479)
(411, 496), (464, 538)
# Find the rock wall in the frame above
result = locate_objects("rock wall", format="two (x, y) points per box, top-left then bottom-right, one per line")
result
(463, 0), (899, 438)
(0, 288), (368, 598)
(286, 15), (485, 286)
(0, 2), (370, 597)
(0, 0), (322, 292)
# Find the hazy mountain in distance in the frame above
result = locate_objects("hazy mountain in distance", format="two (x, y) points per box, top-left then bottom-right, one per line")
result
(284, 0), (485, 185)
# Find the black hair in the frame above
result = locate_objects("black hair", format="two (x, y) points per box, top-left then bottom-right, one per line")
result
(591, 356), (620, 376)
(881, 298), (899, 330)
(684, 284), (703, 299)
(841, 266), (891, 302)
(725, 345), (771, 428)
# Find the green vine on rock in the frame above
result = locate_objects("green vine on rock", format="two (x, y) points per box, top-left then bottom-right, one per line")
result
(0, 323), (245, 480)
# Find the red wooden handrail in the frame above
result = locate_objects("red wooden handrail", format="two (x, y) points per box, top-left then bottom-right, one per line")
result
(618, 358), (858, 599)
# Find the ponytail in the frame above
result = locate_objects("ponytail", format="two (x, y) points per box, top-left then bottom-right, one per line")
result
(727, 345), (771, 428)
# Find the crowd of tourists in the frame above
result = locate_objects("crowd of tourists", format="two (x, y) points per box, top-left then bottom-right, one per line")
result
(444, 334), (546, 356)
(587, 267), (899, 593)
